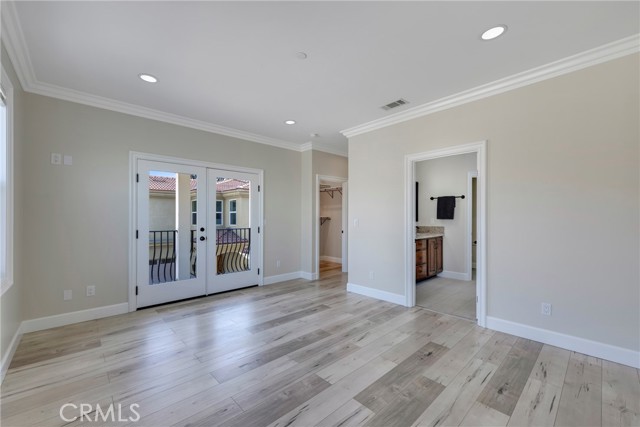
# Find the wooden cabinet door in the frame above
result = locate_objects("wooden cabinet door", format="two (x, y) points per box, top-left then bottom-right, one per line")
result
(435, 236), (443, 273)
(416, 239), (427, 281)
(427, 238), (437, 277)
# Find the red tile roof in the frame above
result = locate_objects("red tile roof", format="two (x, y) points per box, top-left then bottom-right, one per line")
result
(148, 176), (249, 193)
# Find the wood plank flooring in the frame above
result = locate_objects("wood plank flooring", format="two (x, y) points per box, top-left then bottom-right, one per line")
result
(2, 273), (638, 427)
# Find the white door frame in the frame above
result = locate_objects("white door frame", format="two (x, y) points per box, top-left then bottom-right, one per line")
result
(466, 170), (478, 281)
(129, 151), (264, 312)
(404, 141), (487, 327)
(315, 174), (348, 277)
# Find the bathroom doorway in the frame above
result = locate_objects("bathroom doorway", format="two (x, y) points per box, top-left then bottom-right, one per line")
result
(405, 141), (487, 327)
(413, 153), (477, 320)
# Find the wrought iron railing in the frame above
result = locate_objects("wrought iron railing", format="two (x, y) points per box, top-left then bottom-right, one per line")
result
(149, 227), (250, 284)
(149, 230), (177, 284)
(216, 228), (250, 274)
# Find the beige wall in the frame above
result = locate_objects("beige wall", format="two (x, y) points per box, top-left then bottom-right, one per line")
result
(20, 92), (302, 320)
(1, 44), (24, 363)
(416, 153), (476, 274)
(348, 54), (639, 352)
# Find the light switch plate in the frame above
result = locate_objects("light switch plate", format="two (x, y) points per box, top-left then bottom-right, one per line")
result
(51, 153), (62, 165)
(63, 155), (73, 166)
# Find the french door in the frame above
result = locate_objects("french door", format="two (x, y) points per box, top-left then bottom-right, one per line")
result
(135, 159), (261, 308)
(136, 160), (207, 308)
(207, 169), (260, 293)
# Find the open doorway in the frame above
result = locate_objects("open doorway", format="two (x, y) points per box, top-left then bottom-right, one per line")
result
(315, 175), (347, 280)
(414, 153), (477, 320)
(404, 141), (487, 327)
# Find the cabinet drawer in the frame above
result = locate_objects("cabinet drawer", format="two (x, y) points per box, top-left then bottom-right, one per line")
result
(415, 239), (426, 250)
(416, 250), (426, 265)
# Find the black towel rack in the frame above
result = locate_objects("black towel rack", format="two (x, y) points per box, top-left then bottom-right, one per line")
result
(430, 195), (465, 200)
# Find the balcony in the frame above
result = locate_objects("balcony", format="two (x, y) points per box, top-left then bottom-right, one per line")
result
(148, 228), (250, 284)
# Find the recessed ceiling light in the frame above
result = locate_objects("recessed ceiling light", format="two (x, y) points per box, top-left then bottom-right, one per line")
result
(139, 73), (158, 83)
(284, 120), (296, 125)
(481, 25), (507, 41)
(310, 133), (319, 138)
(296, 52), (308, 60)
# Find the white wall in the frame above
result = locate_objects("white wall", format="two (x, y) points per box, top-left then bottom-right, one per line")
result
(416, 153), (476, 275)
(19, 92), (302, 320)
(348, 54), (639, 354)
(319, 187), (342, 261)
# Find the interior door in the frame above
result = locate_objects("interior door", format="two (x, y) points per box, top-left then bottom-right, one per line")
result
(207, 169), (260, 293)
(136, 160), (207, 308)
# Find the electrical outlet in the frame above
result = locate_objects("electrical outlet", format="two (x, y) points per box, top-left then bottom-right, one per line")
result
(276, 260), (281, 268)
(541, 302), (552, 316)
(86, 285), (96, 297)
(369, 271), (375, 280)
(64, 290), (72, 301)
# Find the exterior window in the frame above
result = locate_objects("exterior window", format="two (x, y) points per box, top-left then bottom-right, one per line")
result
(229, 199), (237, 226)
(216, 200), (223, 226)
(191, 200), (197, 225)
(0, 70), (13, 294)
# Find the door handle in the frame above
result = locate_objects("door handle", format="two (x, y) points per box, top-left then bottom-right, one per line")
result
(200, 227), (205, 232)
(199, 236), (206, 241)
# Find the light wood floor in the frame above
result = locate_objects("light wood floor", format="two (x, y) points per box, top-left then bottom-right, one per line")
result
(319, 260), (342, 279)
(416, 275), (476, 321)
(2, 274), (639, 427)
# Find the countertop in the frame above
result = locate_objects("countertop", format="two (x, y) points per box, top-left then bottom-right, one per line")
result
(415, 233), (444, 239)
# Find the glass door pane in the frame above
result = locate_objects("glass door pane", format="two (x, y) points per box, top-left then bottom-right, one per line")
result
(147, 171), (198, 283)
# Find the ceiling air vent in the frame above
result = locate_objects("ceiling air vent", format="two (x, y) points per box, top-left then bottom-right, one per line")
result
(381, 98), (409, 111)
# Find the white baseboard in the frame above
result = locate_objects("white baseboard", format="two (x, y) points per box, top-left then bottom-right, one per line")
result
(439, 270), (471, 281)
(486, 316), (640, 369)
(21, 303), (130, 334)
(300, 271), (319, 281)
(346, 282), (405, 306)
(263, 271), (303, 285)
(320, 256), (342, 264)
(1, 327), (22, 383)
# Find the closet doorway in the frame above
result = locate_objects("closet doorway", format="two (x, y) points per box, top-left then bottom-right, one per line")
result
(315, 175), (347, 279)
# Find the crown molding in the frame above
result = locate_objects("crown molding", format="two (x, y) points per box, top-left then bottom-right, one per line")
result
(301, 141), (348, 157)
(1, 0), (37, 90)
(342, 34), (640, 139)
(30, 80), (303, 152)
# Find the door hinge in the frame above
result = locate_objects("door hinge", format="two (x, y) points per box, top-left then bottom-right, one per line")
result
(257, 268), (260, 275)
(258, 226), (260, 233)
(258, 185), (260, 192)
(476, 296), (479, 303)
(136, 230), (139, 239)
(136, 173), (139, 183)
(136, 286), (138, 296)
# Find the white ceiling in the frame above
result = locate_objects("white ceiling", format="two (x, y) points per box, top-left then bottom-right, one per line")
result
(3, 1), (639, 154)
